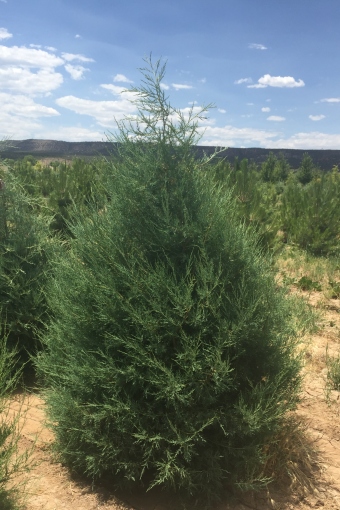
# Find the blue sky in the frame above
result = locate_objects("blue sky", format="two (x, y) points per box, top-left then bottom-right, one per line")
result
(1, 0), (340, 148)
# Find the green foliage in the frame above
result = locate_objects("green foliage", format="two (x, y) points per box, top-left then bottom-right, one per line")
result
(281, 272), (322, 292)
(41, 158), (106, 235)
(7, 157), (106, 237)
(273, 153), (291, 183)
(259, 152), (290, 184)
(260, 152), (277, 183)
(281, 170), (340, 256)
(0, 166), (54, 363)
(213, 158), (280, 252)
(38, 58), (302, 506)
(326, 346), (340, 391)
(296, 276), (322, 292)
(328, 279), (340, 299)
(296, 153), (317, 185)
(0, 330), (29, 510)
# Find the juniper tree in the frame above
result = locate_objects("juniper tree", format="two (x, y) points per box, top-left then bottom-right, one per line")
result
(297, 153), (316, 185)
(214, 158), (279, 251)
(0, 165), (54, 365)
(37, 57), (302, 507)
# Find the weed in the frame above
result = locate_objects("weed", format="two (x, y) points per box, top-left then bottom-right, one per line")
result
(326, 345), (340, 391)
(288, 294), (321, 336)
(328, 280), (340, 299)
(262, 416), (319, 496)
(0, 329), (32, 509)
(297, 276), (322, 292)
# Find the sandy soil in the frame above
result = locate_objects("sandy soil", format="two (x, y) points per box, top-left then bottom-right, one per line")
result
(6, 291), (340, 510)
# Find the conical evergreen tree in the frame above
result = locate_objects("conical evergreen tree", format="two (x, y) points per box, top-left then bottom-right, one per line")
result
(37, 58), (302, 506)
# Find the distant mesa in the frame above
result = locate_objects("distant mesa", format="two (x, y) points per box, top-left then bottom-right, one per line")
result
(1, 139), (340, 171)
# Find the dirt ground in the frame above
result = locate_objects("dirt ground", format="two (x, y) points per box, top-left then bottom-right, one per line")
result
(7, 291), (340, 510)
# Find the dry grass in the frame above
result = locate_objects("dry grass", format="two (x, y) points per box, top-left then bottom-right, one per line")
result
(262, 416), (320, 498)
(276, 246), (340, 298)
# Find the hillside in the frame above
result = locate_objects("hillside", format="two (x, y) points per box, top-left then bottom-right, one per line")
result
(1, 139), (340, 170)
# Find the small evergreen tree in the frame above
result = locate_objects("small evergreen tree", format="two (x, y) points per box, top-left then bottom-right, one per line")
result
(0, 164), (54, 365)
(218, 158), (279, 252)
(273, 153), (290, 183)
(37, 58), (302, 506)
(281, 169), (340, 255)
(296, 153), (315, 185)
(260, 152), (277, 183)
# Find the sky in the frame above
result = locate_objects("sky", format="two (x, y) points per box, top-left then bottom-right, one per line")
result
(1, 0), (340, 149)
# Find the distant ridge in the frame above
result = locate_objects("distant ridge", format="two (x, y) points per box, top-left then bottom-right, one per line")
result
(2, 139), (340, 171)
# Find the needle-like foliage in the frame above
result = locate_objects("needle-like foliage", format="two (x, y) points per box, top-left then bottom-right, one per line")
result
(37, 57), (302, 507)
(0, 166), (54, 365)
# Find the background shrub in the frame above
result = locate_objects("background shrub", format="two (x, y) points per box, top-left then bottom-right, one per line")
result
(281, 169), (340, 256)
(0, 166), (54, 365)
(212, 158), (280, 252)
(5, 157), (106, 238)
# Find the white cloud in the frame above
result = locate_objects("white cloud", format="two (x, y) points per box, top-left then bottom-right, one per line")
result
(113, 73), (133, 83)
(160, 82), (170, 90)
(100, 83), (135, 96)
(0, 28), (12, 40)
(234, 77), (252, 85)
(261, 107), (270, 112)
(309, 114), (325, 121)
(267, 115), (286, 121)
(0, 45), (65, 95)
(45, 46), (57, 52)
(101, 84), (123, 93)
(218, 109), (226, 114)
(200, 125), (279, 147)
(199, 78), (206, 83)
(172, 83), (193, 91)
(0, 93), (60, 139)
(0, 66), (63, 94)
(0, 45), (96, 94)
(38, 126), (104, 141)
(0, 113), (43, 139)
(65, 64), (89, 80)
(0, 45), (64, 67)
(61, 52), (94, 63)
(248, 43), (267, 50)
(248, 74), (305, 88)
(199, 122), (340, 150)
(75, 34), (81, 39)
(265, 131), (340, 150)
(0, 92), (59, 117)
(55, 95), (137, 127)
(321, 97), (340, 103)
